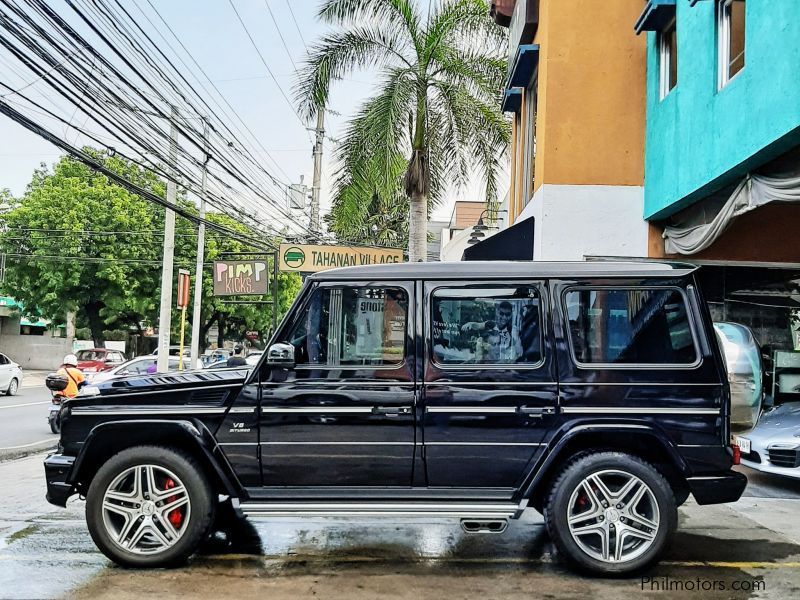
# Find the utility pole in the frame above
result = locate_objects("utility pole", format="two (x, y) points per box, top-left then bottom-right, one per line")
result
(190, 118), (209, 368)
(310, 109), (324, 232)
(156, 106), (179, 372)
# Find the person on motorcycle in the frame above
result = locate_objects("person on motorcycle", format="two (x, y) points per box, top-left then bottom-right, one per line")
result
(57, 354), (86, 399)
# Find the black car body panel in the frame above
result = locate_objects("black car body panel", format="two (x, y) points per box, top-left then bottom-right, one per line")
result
(45, 261), (744, 513)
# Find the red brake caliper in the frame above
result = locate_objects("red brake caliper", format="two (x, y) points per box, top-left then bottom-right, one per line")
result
(164, 478), (184, 528)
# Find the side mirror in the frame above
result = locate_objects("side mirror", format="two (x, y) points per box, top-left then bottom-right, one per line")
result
(266, 342), (295, 369)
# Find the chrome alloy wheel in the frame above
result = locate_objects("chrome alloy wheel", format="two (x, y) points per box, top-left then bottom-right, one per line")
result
(566, 469), (660, 563)
(101, 465), (191, 555)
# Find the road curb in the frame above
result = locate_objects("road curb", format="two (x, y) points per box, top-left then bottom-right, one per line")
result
(0, 441), (57, 463)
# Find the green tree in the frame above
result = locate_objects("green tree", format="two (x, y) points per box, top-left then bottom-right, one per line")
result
(0, 154), (174, 345)
(0, 152), (300, 349)
(298, 0), (509, 260)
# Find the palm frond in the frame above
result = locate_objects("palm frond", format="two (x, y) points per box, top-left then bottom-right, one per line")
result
(294, 26), (413, 119)
(318, 0), (421, 36)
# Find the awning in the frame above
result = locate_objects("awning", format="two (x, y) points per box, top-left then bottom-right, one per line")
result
(20, 316), (49, 327)
(662, 172), (800, 255)
(462, 217), (535, 261)
(507, 44), (539, 88)
(501, 88), (523, 113)
(634, 0), (676, 35)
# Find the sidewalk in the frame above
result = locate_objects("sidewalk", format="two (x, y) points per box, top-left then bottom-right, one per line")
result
(20, 370), (49, 389)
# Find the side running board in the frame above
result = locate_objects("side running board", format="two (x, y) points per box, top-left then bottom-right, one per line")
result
(237, 501), (521, 519)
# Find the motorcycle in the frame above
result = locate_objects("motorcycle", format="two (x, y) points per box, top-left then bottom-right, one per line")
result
(45, 373), (69, 434)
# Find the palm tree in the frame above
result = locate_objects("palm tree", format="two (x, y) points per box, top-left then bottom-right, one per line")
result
(297, 0), (509, 261)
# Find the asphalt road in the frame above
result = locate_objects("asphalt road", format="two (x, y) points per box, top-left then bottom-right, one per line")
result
(1, 453), (800, 599)
(0, 384), (57, 457)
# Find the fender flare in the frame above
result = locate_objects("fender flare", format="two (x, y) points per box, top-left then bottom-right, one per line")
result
(68, 418), (242, 497)
(520, 420), (691, 501)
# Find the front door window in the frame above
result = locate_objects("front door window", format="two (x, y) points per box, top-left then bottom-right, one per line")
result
(288, 286), (408, 369)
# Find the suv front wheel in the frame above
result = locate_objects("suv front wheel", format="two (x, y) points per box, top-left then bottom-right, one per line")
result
(544, 452), (677, 575)
(86, 446), (215, 567)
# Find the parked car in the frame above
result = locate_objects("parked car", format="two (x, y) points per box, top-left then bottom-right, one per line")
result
(44, 261), (747, 575)
(146, 348), (203, 370)
(0, 352), (23, 396)
(87, 356), (184, 384)
(737, 401), (800, 479)
(245, 350), (263, 366)
(75, 349), (126, 374)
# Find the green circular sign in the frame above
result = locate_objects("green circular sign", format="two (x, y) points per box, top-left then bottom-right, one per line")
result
(284, 246), (306, 268)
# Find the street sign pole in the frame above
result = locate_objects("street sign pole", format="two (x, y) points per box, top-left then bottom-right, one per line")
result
(177, 269), (191, 370)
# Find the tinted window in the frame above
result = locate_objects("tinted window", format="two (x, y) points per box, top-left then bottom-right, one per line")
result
(432, 286), (541, 365)
(288, 287), (407, 367)
(565, 288), (696, 365)
(0, 354), (8, 365)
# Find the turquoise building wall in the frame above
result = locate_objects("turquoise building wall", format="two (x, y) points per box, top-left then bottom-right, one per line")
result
(644, 0), (800, 219)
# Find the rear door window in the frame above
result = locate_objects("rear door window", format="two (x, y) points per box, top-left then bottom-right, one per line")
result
(431, 286), (542, 365)
(564, 288), (697, 366)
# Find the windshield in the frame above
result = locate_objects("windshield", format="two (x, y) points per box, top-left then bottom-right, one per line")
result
(76, 350), (105, 361)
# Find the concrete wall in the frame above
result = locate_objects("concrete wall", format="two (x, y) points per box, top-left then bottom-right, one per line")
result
(645, 0), (800, 219)
(0, 334), (73, 370)
(519, 184), (649, 260)
(531, 0), (647, 194)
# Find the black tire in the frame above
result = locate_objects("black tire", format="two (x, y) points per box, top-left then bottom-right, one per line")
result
(543, 451), (677, 576)
(48, 412), (60, 434)
(6, 378), (18, 396)
(85, 445), (216, 568)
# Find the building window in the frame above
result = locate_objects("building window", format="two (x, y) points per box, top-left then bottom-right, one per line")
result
(658, 20), (677, 99)
(564, 288), (698, 366)
(718, 0), (745, 88)
(521, 79), (537, 204)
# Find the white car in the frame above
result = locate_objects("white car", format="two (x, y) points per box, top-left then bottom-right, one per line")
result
(245, 351), (263, 366)
(88, 356), (185, 384)
(0, 352), (23, 396)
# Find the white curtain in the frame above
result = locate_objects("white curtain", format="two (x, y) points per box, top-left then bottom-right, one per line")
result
(663, 172), (800, 255)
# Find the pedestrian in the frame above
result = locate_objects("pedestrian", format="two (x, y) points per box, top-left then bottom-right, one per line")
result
(226, 344), (247, 367)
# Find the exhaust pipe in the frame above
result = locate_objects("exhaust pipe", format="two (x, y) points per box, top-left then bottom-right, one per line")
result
(460, 519), (508, 534)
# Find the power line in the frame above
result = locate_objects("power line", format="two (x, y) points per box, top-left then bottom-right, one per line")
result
(226, 0), (309, 134)
(0, 0), (326, 241)
(284, 0), (308, 51)
(262, 0), (298, 72)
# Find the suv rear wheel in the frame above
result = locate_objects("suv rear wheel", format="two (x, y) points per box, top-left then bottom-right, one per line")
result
(86, 446), (215, 567)
(543, 451), (677, 575)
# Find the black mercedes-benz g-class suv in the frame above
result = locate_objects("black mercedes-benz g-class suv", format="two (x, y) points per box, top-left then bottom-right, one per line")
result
(44, 261), (747, 575)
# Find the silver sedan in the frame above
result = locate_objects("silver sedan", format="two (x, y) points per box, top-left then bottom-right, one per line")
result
(738, 402), (800, 479)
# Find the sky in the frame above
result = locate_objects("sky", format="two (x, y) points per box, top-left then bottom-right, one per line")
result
(0, 0), (497, 229)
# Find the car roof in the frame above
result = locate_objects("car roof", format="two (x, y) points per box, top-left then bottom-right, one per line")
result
(308, 260), (697, 281)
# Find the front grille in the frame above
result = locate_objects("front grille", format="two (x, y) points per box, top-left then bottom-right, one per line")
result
(768, 448), (800, 468)
(741, 450), (762, 464)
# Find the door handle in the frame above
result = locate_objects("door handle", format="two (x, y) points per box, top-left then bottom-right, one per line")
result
(372, 406), (412, 415)
(518, 406), (556, 416)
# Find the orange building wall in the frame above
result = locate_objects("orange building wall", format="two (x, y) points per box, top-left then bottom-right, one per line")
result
(531, 0), (647, 194)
